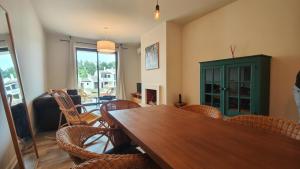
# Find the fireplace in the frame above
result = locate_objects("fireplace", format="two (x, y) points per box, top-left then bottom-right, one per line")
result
(146, 89), (157, 105)
(142, 84), (160, 106)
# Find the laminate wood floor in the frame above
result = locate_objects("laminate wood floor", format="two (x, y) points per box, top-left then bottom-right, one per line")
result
(22, 131), (111, 169)
(34, 132), (74, 169)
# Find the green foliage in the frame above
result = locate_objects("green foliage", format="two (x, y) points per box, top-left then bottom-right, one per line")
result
(107, 62), (116, 69)
(0, 67), (16, 79)
(78, 60), (116, 79)
(78, 61), (89, 79)
(84, 61), (96, 76)
(99, 61), (115, 70)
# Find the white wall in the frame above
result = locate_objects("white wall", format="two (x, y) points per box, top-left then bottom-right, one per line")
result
(45, 32), (70, 88)
(141, 23), (167, 104)
(0, 0), (47, 168)
(141, 22), (182, 105)
(166, 22), (182, 105)
(182, 0), (300, 121)
(0, 98), (16, 169)
(121, 44), (141, 99)
(46, 32), (97, 89)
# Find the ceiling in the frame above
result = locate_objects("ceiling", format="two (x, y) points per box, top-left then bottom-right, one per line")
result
(31, 0), (235, 43)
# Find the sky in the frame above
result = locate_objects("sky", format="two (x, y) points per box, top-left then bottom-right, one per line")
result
(0, 51), (14, 70)
(77, 50), (116, 63)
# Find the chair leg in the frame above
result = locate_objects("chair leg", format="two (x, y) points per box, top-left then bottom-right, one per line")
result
(99, 120), (109, 128)
(83, 134), (106, 147)
(58, 111), (63, 129)
(102, 137), (110, 153)
(58, 112), (69, 128)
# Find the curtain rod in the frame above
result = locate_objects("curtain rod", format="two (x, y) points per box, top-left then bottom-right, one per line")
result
(60, 39), (96, 46)
(59, 39), (126, 48)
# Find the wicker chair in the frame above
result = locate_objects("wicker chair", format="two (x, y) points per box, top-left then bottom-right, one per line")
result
(100, 100), (141, 128)
(181, 105), (222, 119)
(226, 115), (300, 140)
(72, 157), (160, 169)
(52, 90), (103, 128)
(56, 125), (150, 165)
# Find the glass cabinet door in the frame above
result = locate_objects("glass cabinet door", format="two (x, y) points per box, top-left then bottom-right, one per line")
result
(239, 66), (251, 114)
(225, 65), (252, 116)
(227, 67), (239, 115)
(203, 67), (222, 109)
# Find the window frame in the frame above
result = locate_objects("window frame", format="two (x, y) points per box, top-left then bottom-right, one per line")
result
(75, 47), (118, 104)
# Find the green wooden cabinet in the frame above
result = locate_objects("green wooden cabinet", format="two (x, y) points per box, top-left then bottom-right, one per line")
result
(200, 55), (271, 117)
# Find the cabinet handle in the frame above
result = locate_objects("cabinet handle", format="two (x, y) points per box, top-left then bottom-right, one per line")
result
(221, 87), (227, 91)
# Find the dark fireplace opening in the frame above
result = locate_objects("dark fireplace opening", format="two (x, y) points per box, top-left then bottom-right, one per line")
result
(146, 89), (157, 105)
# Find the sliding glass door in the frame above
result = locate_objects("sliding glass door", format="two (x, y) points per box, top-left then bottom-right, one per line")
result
(98, 53), (117, 101)
(76, 48), (117, 104)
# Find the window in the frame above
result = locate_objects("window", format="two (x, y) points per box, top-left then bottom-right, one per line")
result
(13, 94), (20, 99)
(0, 48), (23, 105)
(76, 48), (117, 104)
(11, 84), (17, 89)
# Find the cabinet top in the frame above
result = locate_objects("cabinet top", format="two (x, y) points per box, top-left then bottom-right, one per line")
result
(199, 54), (271, 64)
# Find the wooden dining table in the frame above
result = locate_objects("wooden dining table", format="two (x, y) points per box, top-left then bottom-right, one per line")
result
(108, 105), (300, 169)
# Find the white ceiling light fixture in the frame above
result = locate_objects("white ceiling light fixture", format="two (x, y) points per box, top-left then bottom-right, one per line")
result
(154, 0), (160, 20)
(97, 40), (116, 53)
(97, 27), (116, 53)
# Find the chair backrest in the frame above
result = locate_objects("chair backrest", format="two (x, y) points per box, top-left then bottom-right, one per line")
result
(226, 115), (300, 140)
(52, 90), (81, 125)
(56, 126), (145, 164)
(56, 125), (115, 164)
(100, 100), (141, 127)
(181, 105), (222, 119)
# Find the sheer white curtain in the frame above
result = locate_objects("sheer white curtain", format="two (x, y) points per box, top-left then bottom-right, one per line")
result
(66, 38), (96, 89)
(116, 46), (126, 99)
(66, 38), (77, 89)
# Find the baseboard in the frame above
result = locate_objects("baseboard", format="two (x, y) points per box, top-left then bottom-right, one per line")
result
(5, 154), (17, 169)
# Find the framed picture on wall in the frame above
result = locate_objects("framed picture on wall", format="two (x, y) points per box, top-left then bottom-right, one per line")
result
(145, 42), (159, 70)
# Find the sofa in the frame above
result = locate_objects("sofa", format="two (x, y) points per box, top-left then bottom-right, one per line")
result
(33, 90), (81, 132)
(11, 103), (31, 139)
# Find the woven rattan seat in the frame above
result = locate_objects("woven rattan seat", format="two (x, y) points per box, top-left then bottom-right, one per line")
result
(181, 105), (222, 119)
(52, 89), (103, 128)
(56, 125), (148, 164)
(100, 100), (141, 128)
(226, 115), (300, 140)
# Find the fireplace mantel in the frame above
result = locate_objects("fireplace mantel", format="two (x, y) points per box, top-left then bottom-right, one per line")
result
(141, 84), (160, 106)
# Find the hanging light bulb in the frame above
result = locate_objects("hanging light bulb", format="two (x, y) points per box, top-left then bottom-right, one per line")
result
(154, 0), (160, 20)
